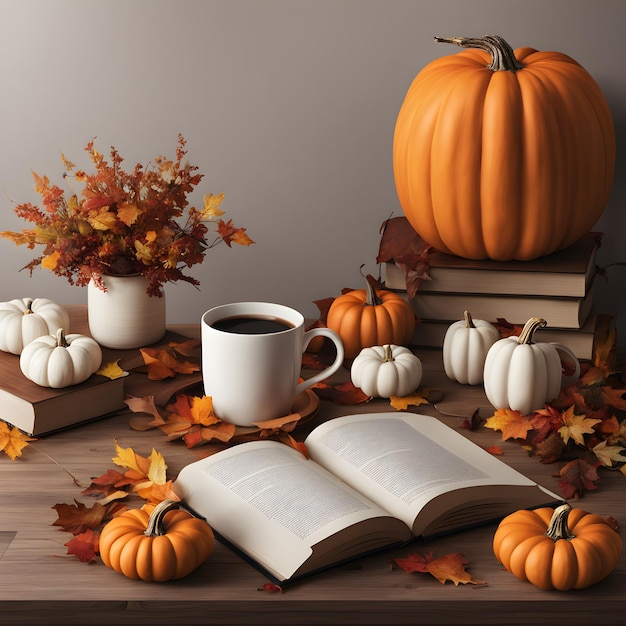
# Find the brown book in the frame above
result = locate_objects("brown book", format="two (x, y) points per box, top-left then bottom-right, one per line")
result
(411, 313), (603, 360)
(0, 349), (126, 437)
(0, 305), (202, 436)
(380, 217), (601, 298)
(406, 287), (594, 329)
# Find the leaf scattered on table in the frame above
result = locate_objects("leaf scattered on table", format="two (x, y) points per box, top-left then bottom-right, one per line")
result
(556, 458), (599, 499)
(484, 408), (534, 441)
(393, 551), (486, 586)
(0, 422), (35, 460)
(139, 343), (201, 380)
(389, 389), (430, 411)
(312, 380), (370, 405)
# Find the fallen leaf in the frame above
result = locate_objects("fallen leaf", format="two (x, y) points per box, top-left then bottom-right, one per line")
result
(389, 390), (430, 411)
(592, 440), (626, 467)
(313, 381), (370, 405)
(96, 359), (128, 380)
(484, 408), (534, 441)
(393, 551), (486, 586)
(557, 406), (601, 446)
(64, 528), (99, 563)
(0, 422), (34, 460)
(556, 458), (599, 499)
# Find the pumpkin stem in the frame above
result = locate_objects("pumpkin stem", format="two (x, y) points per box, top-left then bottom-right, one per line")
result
(434, 35), (524, 72)
(517, 317), (547, 345)
(24, 299), (34, 315)
(360, 264), (381, 306)
(545, 503), (576, 542)
(145, 499), (182, 537)
(55, 328), (69, 348)
(463, 310), (476, 329)
(383, 344), (395, 362)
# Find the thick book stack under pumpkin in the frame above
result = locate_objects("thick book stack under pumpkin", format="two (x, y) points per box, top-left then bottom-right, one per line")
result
(377, 217), (610, 361)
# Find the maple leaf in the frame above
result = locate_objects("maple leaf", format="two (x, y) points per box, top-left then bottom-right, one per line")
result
(200, 192), (225, 220)
(51, 499), (108, 534)
(534, 432), (567, 464)
(389, 390), (430, 411)
(167, 393), (219, 427)
(557, 405), (601, 446)
(592, 440), (626, 467)
(64, 528), (99, 563)
(484, 408), (534, 441)
(0, 422), (34, 460)
(393, 551), (485, 586)
(556, 459), (599, 499)
(117, 202), (142, 226)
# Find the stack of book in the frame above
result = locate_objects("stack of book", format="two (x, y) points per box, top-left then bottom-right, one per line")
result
(379, 217), (604, 360)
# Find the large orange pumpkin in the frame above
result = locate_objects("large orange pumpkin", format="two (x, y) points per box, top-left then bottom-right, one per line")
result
(393, 35), (615, 261)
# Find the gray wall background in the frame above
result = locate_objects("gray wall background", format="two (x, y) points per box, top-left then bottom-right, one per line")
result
(1, 0), (624, 339)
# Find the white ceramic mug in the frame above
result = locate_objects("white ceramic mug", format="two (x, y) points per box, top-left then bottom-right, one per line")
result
(551, 342), (581, 386)
(201, 301), (344, 426)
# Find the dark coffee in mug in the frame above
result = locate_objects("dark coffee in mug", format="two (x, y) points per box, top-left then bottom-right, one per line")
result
(211, 314), (294, 335)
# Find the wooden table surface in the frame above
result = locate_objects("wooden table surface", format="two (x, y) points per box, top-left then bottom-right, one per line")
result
(1, 316), (624, 625)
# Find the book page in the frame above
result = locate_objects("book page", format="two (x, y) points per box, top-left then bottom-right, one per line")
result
(174, 440), (410, 581)
(305, 413), (556, 535)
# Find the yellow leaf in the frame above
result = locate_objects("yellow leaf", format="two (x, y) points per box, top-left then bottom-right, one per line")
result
(96, 359), (128, 380)
(147, 448), (167, 485)
(558, 405), (601, 446)
(134, 239), (154, 264)
(41, 250), (61, 271)
(200, 192), (225, 221)
(190, 395), (219, 427)
(88, 211), (117, 230)
(593, 440), (626, 467)
(389, 391), (429, 411)
(112, 440), (142, 474)
(0, 422), (34, 460)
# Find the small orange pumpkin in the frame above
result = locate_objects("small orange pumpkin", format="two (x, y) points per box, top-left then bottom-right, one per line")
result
(493, 503), (622, 590)
(99, 500), (214, 582)
(326, 268), (415, 359)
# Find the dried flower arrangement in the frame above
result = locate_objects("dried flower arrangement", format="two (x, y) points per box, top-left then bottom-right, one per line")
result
(1, 134), (253, 296)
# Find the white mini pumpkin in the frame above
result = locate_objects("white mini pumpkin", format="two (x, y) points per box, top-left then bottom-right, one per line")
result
(483, 317), (563, 415)
(351, 344), (422, 398)
(0, 298), (71, 355)
(20, 328), (103, 388)
(443, 310), (500, 385)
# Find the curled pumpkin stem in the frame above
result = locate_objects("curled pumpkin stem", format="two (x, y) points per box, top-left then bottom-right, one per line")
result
(434, 35), (524, 72)
(545, 503), (576, 542)
(517, 317), (547, 345)
(145, 499), (182, 537)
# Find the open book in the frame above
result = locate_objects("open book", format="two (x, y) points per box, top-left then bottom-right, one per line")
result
(174, 413), (561, 583)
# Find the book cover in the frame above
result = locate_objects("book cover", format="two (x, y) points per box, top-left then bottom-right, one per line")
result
(380, 217), (601, 298)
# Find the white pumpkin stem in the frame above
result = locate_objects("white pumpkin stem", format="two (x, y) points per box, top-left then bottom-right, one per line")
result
(55, 328), (69, 348)
(360, 264), (381, 306)
(517, 317), (547, 345)
(383, 344), (395, 362)
(435, 35), (524, 72)
(544, 503), (576, 542)
(24, 299), (34, 315)
(463, 310), (475, 329)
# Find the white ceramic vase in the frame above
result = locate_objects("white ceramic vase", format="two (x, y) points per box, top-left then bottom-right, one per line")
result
(87, 274), (166, 350)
